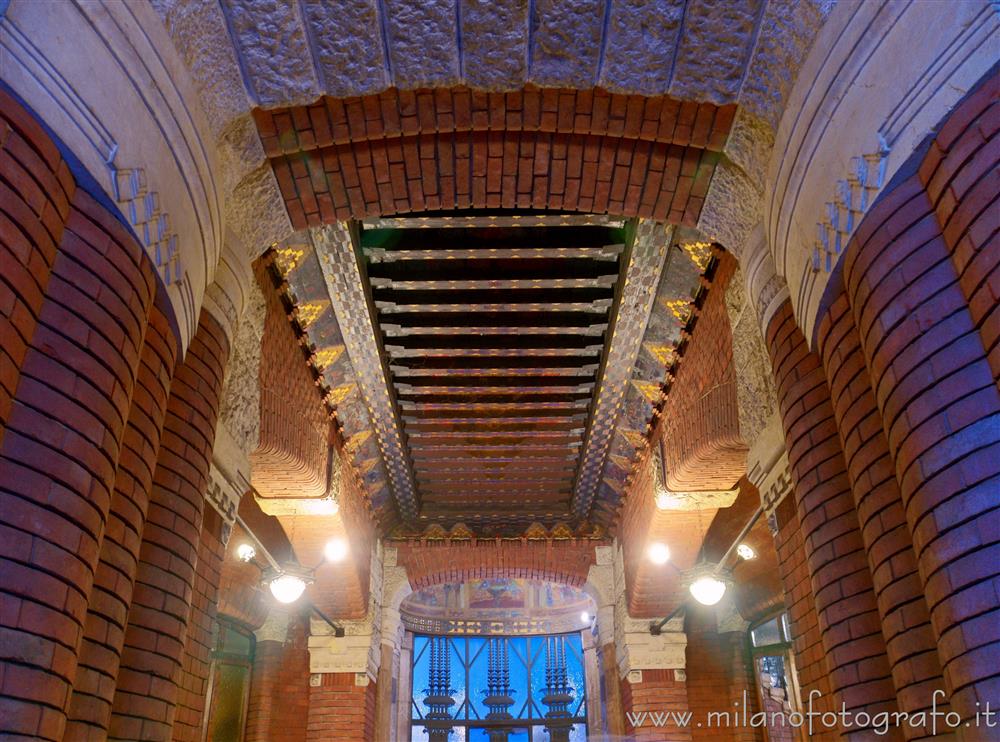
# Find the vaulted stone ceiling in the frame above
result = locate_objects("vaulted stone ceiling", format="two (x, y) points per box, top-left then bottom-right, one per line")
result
(150, 0), (830, 536)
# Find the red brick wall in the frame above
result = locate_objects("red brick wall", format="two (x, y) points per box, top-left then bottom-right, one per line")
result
(109, 311), (229, 741)
(661, 252), (746, 491)
(685, 610), (761, 742)
(620, 252), (746, 617)
(173, 507), (227, 742)
(619, 451), (711, 617)
(66, 305), (178, 737)
(252, 262), (328, 500)
(841, 93), (1000, 721)
(621, 668), (692, 741)
(245, 614), (310, 742)
(306, 673), (377, 742)
(0, 86), (74, 440)
(253, 260), (375, 618)
(765, 299), (899, 736)
(0, 157), (156, 737)
(253, 87), (735, 226)
(918, 71), (999, 381)
(393, 539), (598, 588)
(816, 291), (949, 735)
(217, 521), (269, 630)
(771, 496), (838, 742)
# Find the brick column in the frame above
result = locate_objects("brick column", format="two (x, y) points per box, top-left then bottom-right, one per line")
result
(685, 606), (761, 742)
(817, 292), (952, 739)
(172, 506), (227, 742)
(842, 168), (1000, 726)
(621, 669), (692, 741)
(0, 182), (157, 739)
(917, 72), (999, 382)
(307, 673), (377, 741)
(108, 310), (230, 741)
(0, 86), (74, 439)
(66, 305), (178, 738)
(765, 299), (900, 738)
(771, 495), (839, 742)
(245, 610), (310, 742)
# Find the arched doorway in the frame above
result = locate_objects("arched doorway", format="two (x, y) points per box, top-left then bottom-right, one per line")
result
(401, 579), (598, 741)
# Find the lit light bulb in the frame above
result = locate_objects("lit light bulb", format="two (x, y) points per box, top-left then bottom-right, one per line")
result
(269, 574), (307, 604)
(324, 538), (349, 563)
(648, 542), (671, 565)
(236, 543), (256, 563)
(736, 543), (756, 560)
(580, 611), (591, 623)
(689, 575), (727, 606)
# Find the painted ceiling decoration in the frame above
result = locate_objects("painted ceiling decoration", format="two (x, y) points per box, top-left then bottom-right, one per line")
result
(400, 578), (595, 636)
(267, 214), (711, 537)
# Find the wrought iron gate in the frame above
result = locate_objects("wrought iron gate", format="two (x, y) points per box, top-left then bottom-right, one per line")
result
(410, 633), (588, 741)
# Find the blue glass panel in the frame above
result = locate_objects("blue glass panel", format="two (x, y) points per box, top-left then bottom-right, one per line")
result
(412, 632), (587, 737)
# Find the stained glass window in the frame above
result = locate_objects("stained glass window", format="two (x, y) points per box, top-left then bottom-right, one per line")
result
(410, 633), (588, 741)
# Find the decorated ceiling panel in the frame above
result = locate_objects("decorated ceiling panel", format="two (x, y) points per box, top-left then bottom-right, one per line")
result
(401, 578), (595, 636)
(267, 214), (710, 537)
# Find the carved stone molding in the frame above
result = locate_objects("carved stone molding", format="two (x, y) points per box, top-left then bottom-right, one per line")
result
(725, 264), (779, 447)
(206, 461), (245, 546)
(606, 541), (686, 676)
(111, 167), (181, 285)
(716, 602), (750, 634)
(741, 229), (790, 336)
(309, 545), (386, 678)
(765, 0), (997, 342)
(746, 414), (792, 520)
(573, 220), (671, 520)
(217, 274), (266, 456)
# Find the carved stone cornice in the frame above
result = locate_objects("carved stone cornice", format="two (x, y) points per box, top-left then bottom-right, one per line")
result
(746, 413), (792, 521)
(314, 224), (419, 519)
(741, 229), (790, 336)
(572, 220), (671, 521)
(206, 460), (245, 545)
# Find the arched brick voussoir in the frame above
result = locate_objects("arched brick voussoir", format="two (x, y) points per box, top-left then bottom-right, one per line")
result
(394, 539), (599, 590)
(254, 87), (736, 227)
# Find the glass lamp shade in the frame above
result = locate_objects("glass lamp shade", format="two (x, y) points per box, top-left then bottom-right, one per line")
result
(269, 574), (307, 604)
(689, 574), (727, 606)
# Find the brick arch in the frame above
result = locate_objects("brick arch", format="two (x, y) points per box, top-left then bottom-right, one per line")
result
(393, 540), (600, 591)
(252, 86), (736, 227)
(249, 259), (377, 619)
(619, 250), (748, 618)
